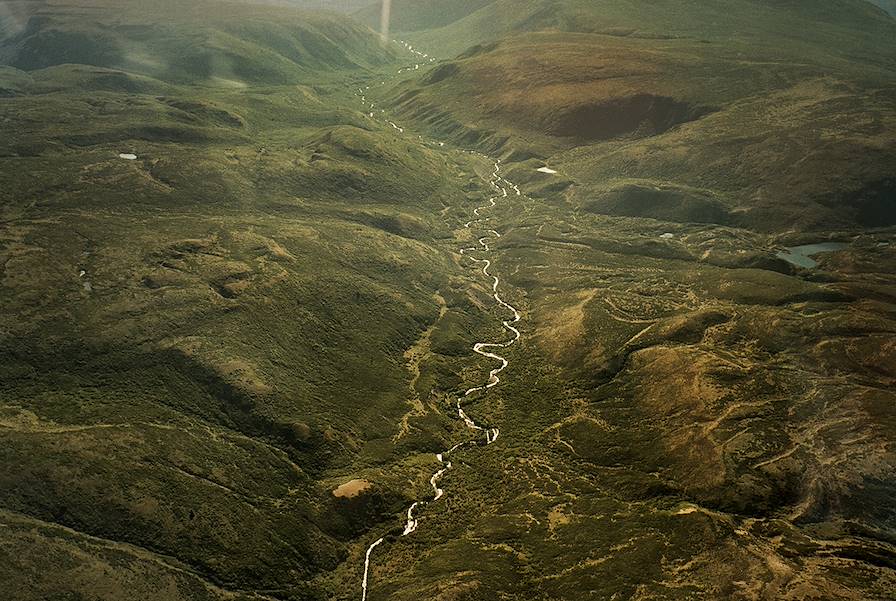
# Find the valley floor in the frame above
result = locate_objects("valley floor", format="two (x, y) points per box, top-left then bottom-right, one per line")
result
(318, 57), (896, 601)
(1, 18), (895, 601)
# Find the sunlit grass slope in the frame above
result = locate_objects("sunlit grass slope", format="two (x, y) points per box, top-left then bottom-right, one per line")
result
(393, 0), (896, 62)
(382, 0), (896, 230)
(0, 2), (492, 600)
(2, 1), (895, 600)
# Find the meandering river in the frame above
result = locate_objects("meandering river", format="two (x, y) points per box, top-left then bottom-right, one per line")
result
(360, 158), (522, 600)
(356, 44), (525, 601)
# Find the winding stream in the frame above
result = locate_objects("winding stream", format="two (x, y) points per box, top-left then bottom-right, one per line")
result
(357, 83), (523, 599)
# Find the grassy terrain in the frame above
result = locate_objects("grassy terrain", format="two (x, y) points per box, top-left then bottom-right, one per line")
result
(340, 149), (896, 599)
(381, 0), (896, 231)
(0, 2), (495, 599)
(392, 0), (896, 61)
(1, 1), (895, 600)
(0, 0), (395, 85)
(344, 1), (896, 598)
(355, 0), (495, 33)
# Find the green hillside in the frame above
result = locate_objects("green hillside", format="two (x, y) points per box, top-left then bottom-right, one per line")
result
(355, 0), (495, 32)
(0, 2), (472, 599)
(1, 1), (895, 600)
(0, 0), (395, 85)
(395, 0), (896, 60)
(383, 0), (896, 230)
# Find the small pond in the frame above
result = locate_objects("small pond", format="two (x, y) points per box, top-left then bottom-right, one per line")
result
(776, 242), (848, 269)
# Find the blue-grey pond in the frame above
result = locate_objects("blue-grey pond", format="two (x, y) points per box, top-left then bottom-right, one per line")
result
(776, 242), (849, 269)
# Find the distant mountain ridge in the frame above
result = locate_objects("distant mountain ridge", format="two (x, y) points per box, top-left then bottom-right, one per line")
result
(0, 0), (394, 85)
(378, 0), (896, 61)
(355, 0), (495, 31)
(245, 0), (372, 11)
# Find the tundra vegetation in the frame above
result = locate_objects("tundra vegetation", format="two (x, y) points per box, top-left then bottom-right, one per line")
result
(1, 1), (894, 600)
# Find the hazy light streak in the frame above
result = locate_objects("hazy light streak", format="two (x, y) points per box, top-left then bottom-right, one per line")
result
(379, 0), (391, 43)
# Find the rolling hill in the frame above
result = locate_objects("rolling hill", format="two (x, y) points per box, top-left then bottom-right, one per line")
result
(1, 1), (895, 600)
(382, 0), (896, 59)
(355, 0), (495, 33)
(0, 2), (466, 599)
(0, 0), (395, 85)
(382, 0), (896, 230)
